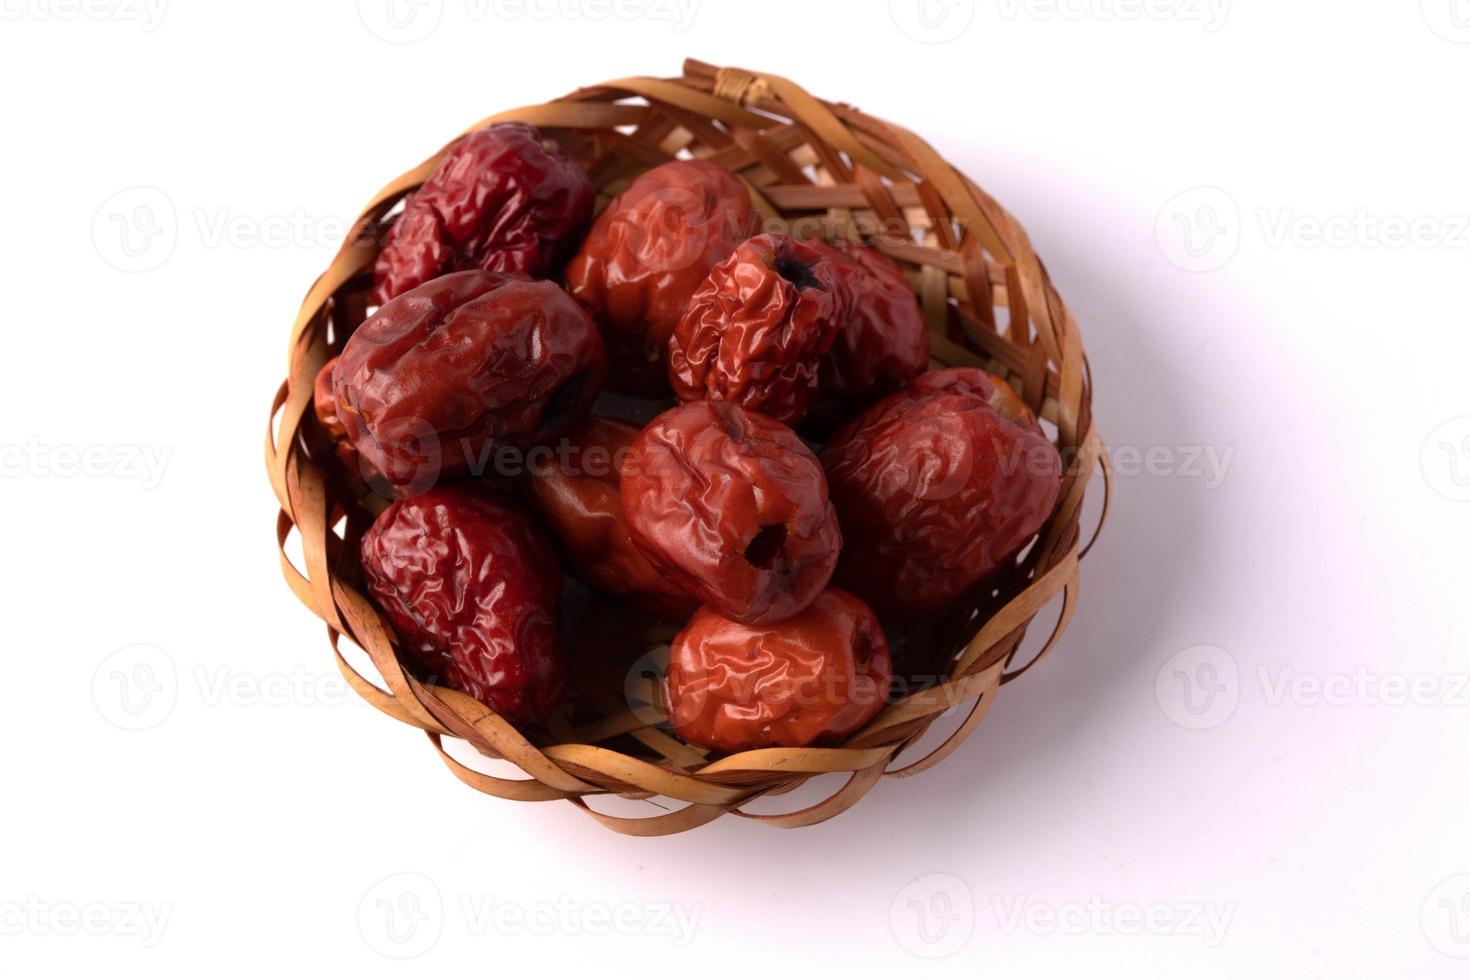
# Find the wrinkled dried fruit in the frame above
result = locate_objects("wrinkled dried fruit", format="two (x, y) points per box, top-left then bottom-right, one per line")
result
(523, 416), (697, 621)
(334, 270), (605, 497)
(564, 160), (755, 394)
(809, 238), (930, 399)
(360, 487), (564, 722)
(312, 356), (389, 488)
(821, 368), (1063, 619)
(312, 356), (355, 459)
(669, 233), (843, 425)
(620, 400), (841, 624)
(666, 587), (893, 753)
(373, 122), (593, 303)
(313, 357), (349, 444)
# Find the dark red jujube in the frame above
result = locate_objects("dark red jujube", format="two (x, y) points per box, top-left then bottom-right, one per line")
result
(808, 238), (930, 399)
(522, 416), (697, 621)
(668, 233), (844, 426)
(564, 160), (756, 395)
(332, 270), (605, 497)
(620, 400), (841, 625)
(312, 356), (357, 465)
(373, 122), (594, 303)
(359, 487), (564, 722)
(821, 368), (1063, 619)
(665, 587), (893, 753)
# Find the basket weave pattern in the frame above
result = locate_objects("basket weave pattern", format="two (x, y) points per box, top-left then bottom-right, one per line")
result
(265, 59), (1108, 836)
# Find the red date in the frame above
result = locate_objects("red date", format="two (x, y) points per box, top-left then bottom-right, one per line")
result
(523, 416), (697, 621)
(620, 400), (841, 624)
(809, 238), (930, 400)
(312, 356), (357, 465)
(565, 160), (756, 394)
(665, 587), (893, 753)
(373, 122), (594, 303)
(333, 270), (605, 497)
(821, 368), (1063, 619)
(359, 486), (564, 722)
(668, 234), (843, 426)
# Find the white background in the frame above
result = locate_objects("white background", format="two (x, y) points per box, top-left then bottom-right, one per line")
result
(2, 1), (1467, 976)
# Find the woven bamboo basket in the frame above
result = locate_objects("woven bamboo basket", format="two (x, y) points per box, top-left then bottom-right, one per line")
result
(265, 58), (1109, 836)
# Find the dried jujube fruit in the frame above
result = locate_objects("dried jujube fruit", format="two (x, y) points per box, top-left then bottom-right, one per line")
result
(313, 357), (349, 444)
(312, 356), (362, 469)
(373, 122), (593, 303)
(564, 160), (755, 395)
(821, 368), (1063, 619)
(522, 416), (696, 621)
(808, 238), (930, 399)
(668, 233), (842, 425)
(359, 487), (564, 722)
(620, 400), (841, 625)
(333, 270), (605, 497)
(665, 587), (893, 753)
